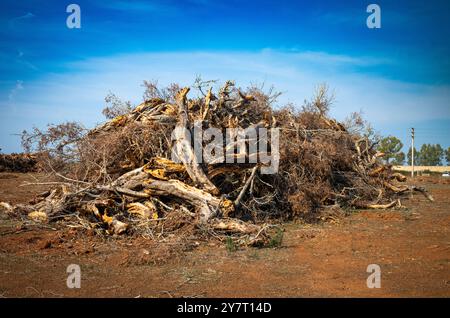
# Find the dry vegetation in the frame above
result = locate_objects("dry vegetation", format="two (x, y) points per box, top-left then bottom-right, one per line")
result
(0, 153), (39, 173)
(0, 80), (434, 247)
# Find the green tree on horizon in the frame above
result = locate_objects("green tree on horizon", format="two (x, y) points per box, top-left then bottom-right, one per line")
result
(377, 136), (404, 165)
(407, 146), (419, 166)
(418, 144), (444, 166)
(446, 147), (450, 165)
(391, 152), (405, 165)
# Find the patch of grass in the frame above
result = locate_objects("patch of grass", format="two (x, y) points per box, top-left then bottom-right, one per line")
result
(225, 236), (237, 253)
(268, 228), (284, 248)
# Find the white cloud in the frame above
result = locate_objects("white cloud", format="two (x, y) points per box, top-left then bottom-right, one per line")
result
(7, 80), (24, 101)
(264, 48), (392, 67)
(14, 12), (35, 20)
(8, 12), (35, 29)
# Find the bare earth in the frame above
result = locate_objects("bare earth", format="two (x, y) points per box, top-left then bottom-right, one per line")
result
(0, 172), (449, 298)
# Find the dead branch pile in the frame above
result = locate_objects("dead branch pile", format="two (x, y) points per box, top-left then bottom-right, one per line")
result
(0, 81), (433, 245)
(0, 153), (38, 172)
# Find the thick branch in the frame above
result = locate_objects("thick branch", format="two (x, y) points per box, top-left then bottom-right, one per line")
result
(174, 87), (219, 195)
(143, 178), (233, 222)
(234, 166), (258, 208)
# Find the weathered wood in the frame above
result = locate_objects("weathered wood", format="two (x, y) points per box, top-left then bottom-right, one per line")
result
(210, 218), (260, 234)
(234, 166), (258, 208)
(143, 178), (233, 221)
(365, 200), (398, 209)
(390, 172), (407, 182)
(411, 186), (434, 202)
(127, 201), (157, 219)
(202, 87), (212, 120)
(384, 182), (408, 193)
(173, 87), (219, 195)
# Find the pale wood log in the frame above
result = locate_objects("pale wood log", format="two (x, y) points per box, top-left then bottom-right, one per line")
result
(143, 178), (233, 221)
(411, 186), (434, 202)
(234, 166), (258, 208)
(365, 200), (398, 209)
(173, 87), (219, 195)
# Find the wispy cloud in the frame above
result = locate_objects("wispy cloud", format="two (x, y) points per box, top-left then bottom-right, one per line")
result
(14, 49), (38, 71)
(8, 80), (24, 101)
(14, 12), (35, 20)
(8, 12), (35, 29)
(263, 49), (392, 67)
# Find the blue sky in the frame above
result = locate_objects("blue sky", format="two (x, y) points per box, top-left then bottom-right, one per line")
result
(0, 0), (449, 157)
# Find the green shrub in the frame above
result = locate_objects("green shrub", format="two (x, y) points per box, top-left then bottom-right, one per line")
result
(268, 228), (284, 248)
(225, 236), (237, 253)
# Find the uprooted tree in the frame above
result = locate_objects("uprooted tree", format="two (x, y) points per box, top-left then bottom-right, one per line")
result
(0, 80), (434, 245)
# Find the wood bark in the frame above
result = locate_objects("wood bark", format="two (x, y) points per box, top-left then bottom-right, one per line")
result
(173, 87), (219, 195)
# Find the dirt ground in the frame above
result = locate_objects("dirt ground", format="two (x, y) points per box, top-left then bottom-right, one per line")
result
(0, 172), (449, 298)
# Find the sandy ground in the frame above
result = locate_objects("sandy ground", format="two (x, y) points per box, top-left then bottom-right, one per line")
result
(0, 172), (449, 298)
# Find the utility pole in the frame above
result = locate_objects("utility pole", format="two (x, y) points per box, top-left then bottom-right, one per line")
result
(411, 128), (415, 178)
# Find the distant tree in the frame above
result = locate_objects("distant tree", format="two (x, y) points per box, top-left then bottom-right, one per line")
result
(446, 147), (450, 165)
(377, 136), (404, 164)
(142, 80), (180, 104)
(407, 146), (419, 166)
(419, 144), (444, 166)
(342, 111), (381, 143)
(102, 93), (132, 119)
(21, 122), (85, 154)
(391, 152), (405, 165)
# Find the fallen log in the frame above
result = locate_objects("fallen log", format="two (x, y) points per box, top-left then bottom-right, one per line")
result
(143, 178), (233, 222)
(364, 200), (398, 209)
(411, 186), (434, 202)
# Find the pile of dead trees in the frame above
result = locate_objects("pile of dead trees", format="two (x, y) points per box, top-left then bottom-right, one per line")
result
(0, 81), (433, 245)
(0, 153), (38, 173)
